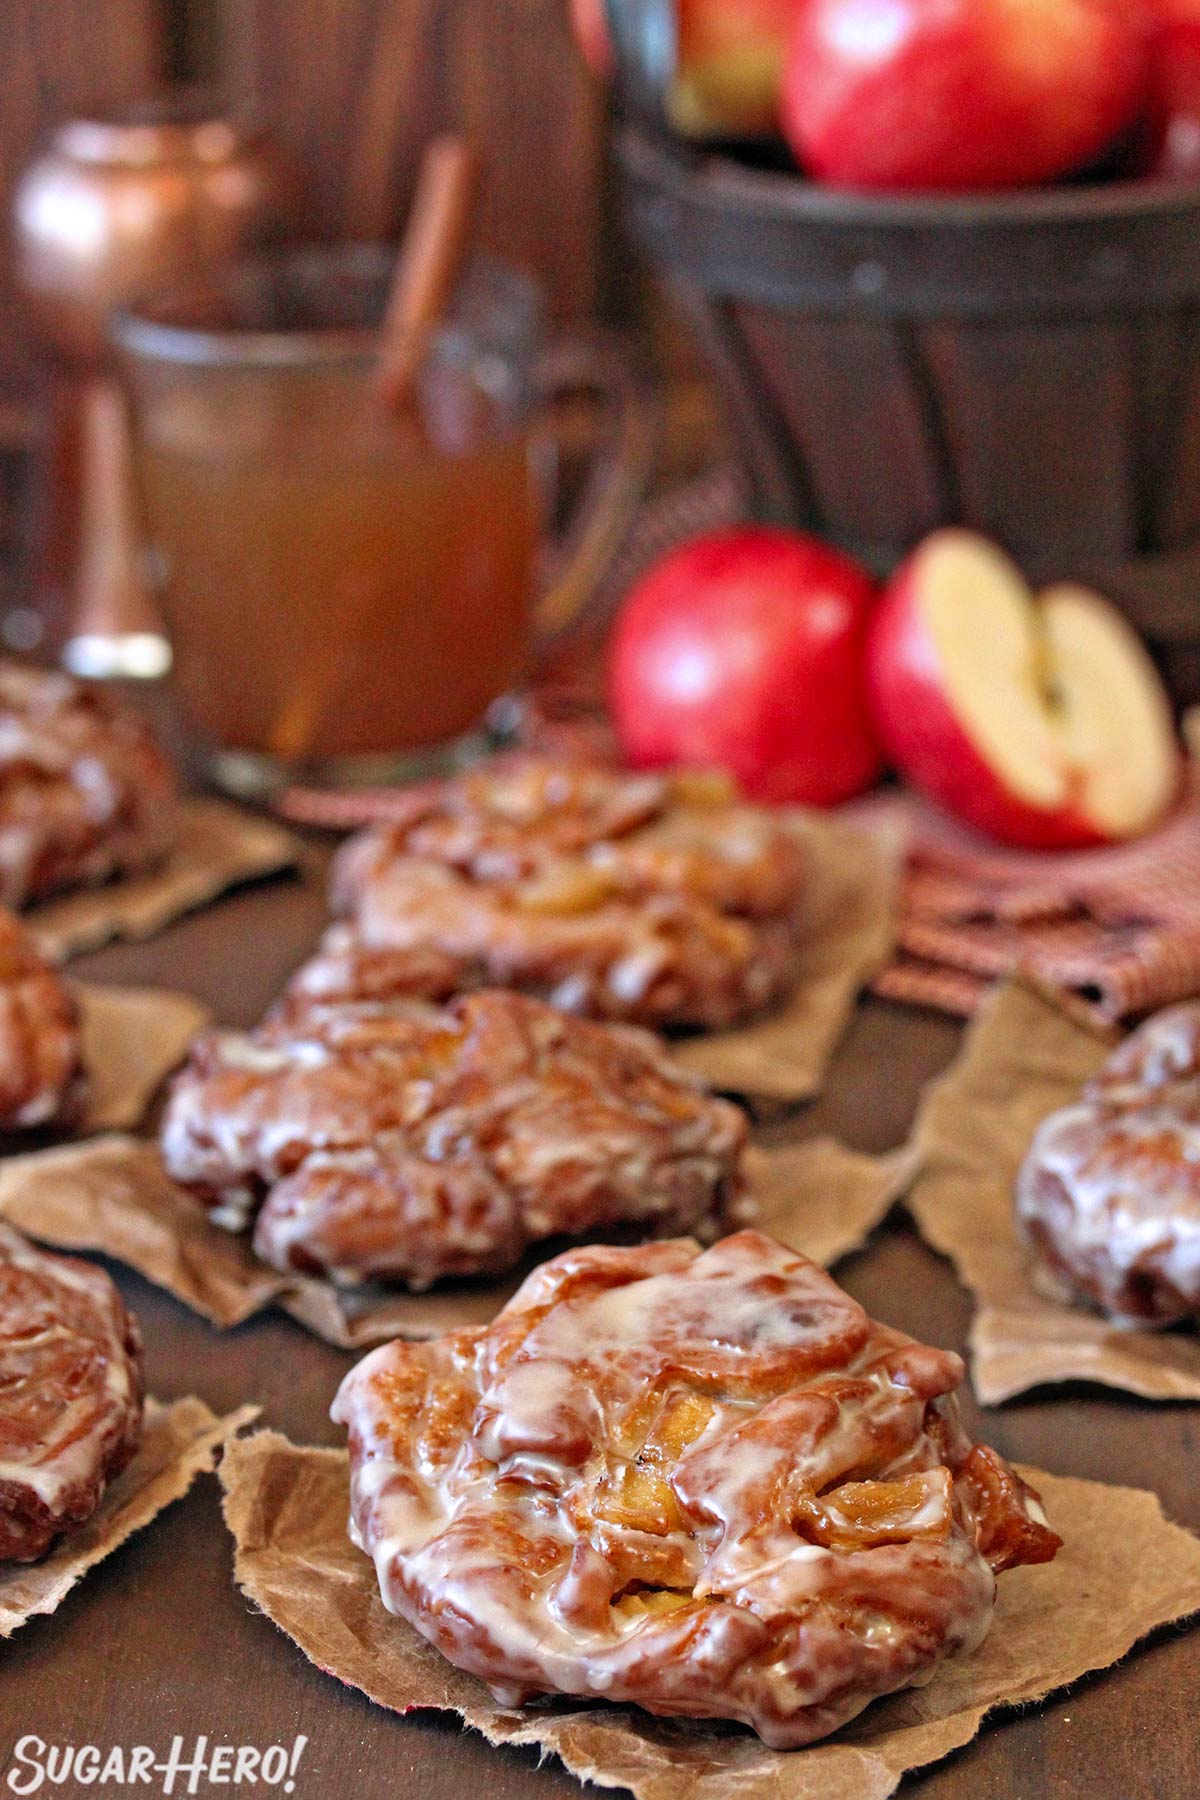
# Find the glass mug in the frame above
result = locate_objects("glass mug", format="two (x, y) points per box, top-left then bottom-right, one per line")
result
(112, 246), (654, 794)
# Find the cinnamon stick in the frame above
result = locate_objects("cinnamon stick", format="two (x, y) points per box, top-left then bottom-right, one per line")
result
(375, 135), (480, 411)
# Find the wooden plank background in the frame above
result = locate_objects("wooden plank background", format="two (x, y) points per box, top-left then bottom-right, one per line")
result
(219, 0), (605, 323)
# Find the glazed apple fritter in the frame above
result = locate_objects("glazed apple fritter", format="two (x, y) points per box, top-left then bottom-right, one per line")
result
(334, 1230), (1060, 1748)
(0, 908), (84, 1130)
(1017, 1002), (1200, 1325)
(161, 990), (749, 1289)
(0, 662), (176, 910)
(0, 1224), (143, 1562)
(289, 755), (808, 1031)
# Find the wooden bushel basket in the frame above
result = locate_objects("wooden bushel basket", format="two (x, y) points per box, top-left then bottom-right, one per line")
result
(619, 126), (1200, 700)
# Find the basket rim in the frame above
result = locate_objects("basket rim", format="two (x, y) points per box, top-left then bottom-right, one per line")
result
(620, 126), (1200, 230)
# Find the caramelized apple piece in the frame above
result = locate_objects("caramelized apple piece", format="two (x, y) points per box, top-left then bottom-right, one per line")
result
(670, 769), (739, 809)
(513, 860), (617, 916)
(594, 1462), (681, 1537)
(797, 1469), (954, 1551)
(596, 1390), (716, 1535)
(611, 1586), (695, 1622)
(641, 1390), (716, 1465)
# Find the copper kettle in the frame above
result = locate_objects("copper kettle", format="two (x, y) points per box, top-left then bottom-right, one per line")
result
(12, 94), (293, 674)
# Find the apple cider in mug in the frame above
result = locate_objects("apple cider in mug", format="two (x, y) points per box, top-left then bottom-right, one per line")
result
(115, 249), (642, 793)
(137, 416), (539, 760)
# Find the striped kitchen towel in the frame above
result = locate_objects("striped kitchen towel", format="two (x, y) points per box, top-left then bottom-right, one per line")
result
(863, 774), (1200, 1021)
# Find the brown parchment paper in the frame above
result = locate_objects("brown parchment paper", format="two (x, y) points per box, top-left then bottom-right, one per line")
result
(672, 811), (905, 1102)
(219, 1430), (1200, 1800)
(0, 1396), (256, 1638)
(74, 982), (210, 1133)
(0, 1132), (904, 1349)
(28, 798), (298, 963)
(904, 976), (1200, 1405)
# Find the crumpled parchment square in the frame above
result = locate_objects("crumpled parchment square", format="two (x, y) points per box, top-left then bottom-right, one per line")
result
(28, 798), (298, 963)
(1, 1397), (256, 1637)
(219, 1430), (1200, 1800)
(903, 977), (1200, 1404)
(673, 810), (905, 1102)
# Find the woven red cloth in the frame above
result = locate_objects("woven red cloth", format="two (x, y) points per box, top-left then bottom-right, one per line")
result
(860, 777), (1200, 1021)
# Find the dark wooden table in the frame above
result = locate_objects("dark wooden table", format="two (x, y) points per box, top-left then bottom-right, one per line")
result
(1, 844), (1196, 1799)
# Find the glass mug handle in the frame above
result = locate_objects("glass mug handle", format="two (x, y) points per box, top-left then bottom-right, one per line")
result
(533, 335), (660, 642)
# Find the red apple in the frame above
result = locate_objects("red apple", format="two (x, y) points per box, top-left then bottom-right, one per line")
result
(781, 0), (1150, 191)
(1140, 1), (1200, 176)
(671, 0), (804, 136)
(608, 526), (882, 807)
(867, 531), (1180, 848)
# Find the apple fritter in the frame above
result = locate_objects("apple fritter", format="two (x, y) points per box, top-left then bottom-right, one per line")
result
(0, 1225), (143, 1562)
(0, 908), (84, 1130)
(334, 1230), (1059, 1747)
(288, 754), (808, 1031)
(0, 662), (176, 909)
(161, 990), (749, 1289)
(1017, 1002), (1200, 1325)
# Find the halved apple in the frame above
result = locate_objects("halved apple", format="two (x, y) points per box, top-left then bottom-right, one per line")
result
(867, 530), (1181, 849)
